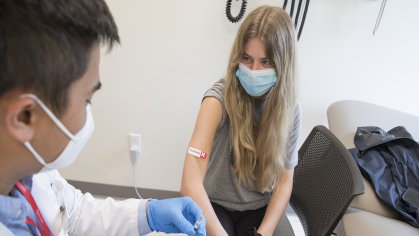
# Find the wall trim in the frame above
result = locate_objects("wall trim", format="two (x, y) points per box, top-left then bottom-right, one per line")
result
(67, 180), (296, 215)
(67, 180), (181, 200)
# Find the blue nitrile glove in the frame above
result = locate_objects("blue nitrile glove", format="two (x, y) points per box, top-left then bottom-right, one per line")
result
(147, 197), (206, 236)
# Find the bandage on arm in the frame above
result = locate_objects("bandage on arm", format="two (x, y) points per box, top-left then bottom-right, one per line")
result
(188, 147), (207, 159)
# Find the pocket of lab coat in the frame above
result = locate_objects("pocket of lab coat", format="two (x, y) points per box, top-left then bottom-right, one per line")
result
(32, 171), (70, 236)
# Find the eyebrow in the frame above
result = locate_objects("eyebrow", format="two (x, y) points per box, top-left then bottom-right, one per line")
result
(243, 53), (269, 60)
(92, 82), (102, 92)
(244, 53), (252, 58)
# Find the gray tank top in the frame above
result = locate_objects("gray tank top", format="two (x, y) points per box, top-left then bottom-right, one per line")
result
(203, 79), (301, 211)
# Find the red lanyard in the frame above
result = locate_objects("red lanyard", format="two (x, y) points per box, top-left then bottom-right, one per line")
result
(15, 181), (51, 236)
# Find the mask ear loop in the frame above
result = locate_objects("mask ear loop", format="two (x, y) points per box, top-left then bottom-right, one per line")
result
(20, 94), (77, 141)
(20, 94), (75, 169)
(24, 142), (48, 166)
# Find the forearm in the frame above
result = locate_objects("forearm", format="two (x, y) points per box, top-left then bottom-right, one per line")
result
(68, 192), (143, 236)
(258, 170), (294, 236)
(181, 182), (228, 236)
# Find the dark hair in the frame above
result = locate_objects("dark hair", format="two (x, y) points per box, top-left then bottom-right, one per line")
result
(0, 0), (119, 116)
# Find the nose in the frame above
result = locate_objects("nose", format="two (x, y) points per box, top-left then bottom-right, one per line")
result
(250, 62), (264, 71)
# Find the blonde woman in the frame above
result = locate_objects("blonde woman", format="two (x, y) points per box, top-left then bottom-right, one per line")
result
(181, 6), (301, 236)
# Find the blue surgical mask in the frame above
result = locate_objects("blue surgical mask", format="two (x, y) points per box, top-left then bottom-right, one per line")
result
(236, 62), (277, 97)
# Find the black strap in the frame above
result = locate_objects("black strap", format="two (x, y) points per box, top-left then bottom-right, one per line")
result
(247, 227), (262, 236)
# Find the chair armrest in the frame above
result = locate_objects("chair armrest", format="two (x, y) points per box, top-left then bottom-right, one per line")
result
(350, 177), (402, 220)
(342, 208), (419, 236)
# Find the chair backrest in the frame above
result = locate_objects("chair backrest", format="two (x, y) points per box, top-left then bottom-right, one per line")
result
(327, 100), (419, 150)
(290, 125), (365, 236)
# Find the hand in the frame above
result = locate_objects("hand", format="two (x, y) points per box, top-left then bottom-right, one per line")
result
(147, 196), (206, 235)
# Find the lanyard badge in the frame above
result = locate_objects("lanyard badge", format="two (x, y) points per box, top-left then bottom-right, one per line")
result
(15, 181), (51, 236)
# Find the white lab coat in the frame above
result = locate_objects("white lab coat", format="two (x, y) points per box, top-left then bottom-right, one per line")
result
(31, 170), (144, 236)
(0, 222), (14, 236)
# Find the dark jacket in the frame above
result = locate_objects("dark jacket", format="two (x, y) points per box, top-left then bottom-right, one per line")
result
(348, 126), (419, 228)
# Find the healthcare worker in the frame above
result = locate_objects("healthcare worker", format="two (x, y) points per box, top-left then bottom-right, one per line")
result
(181, 6), (300, 236)
(0, 1), (206, 235)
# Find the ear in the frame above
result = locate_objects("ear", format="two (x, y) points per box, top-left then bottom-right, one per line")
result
(5, 97), (38, 143)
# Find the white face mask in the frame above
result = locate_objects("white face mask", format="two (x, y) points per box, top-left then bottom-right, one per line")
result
(21, 94), (95, 173)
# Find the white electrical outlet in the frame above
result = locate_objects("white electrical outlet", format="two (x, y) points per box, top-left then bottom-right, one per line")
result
(129, 133), (141, 153)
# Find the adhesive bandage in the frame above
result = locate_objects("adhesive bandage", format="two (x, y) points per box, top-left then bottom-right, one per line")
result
(188, 147), (207, 159)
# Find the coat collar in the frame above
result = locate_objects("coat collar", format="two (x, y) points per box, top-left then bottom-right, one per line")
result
(0, 175), (33, 229)
(354, 126), (417, 151)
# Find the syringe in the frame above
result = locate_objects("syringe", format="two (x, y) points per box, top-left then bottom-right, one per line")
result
(193, 204), (210, 236)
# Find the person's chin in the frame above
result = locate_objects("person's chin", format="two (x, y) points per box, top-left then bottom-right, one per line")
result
(252, 90), (271, 100)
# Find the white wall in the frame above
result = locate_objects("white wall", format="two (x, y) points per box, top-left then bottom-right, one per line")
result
(60, 0), (419, 192)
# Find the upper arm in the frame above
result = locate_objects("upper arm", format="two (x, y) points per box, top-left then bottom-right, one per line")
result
(281, 168), (294, 185)
(271, 168), (294, 198)
(286, 103), (302, 168)
(181, 96), (223, 186)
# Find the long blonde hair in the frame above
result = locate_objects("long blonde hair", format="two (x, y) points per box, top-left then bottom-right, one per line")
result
(225, 6), (298, 192)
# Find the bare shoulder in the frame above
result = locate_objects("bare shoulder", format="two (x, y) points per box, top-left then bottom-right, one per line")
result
(195, 96), (223, 133)
(203, 96), (222, 108)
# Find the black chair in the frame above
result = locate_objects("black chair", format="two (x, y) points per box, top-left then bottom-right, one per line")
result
(290, 125), (365, 236)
